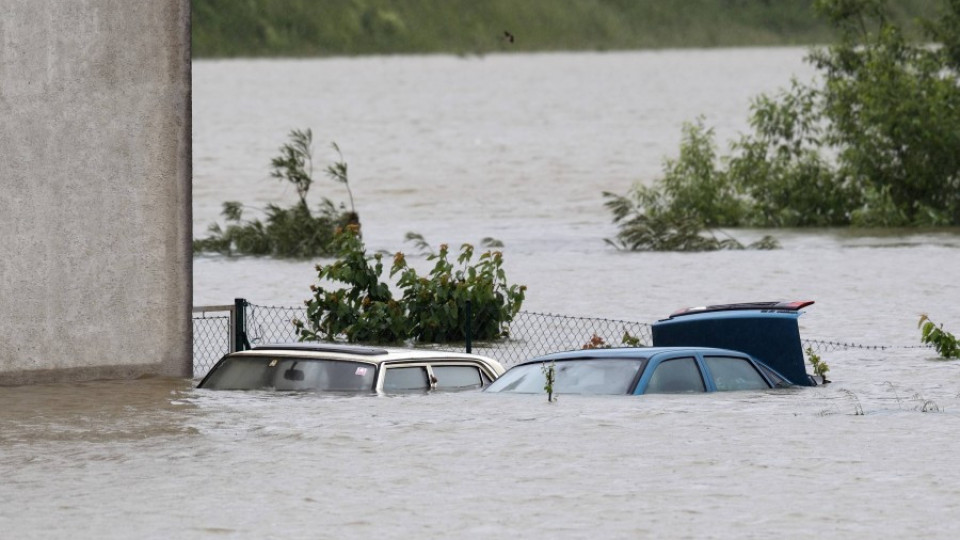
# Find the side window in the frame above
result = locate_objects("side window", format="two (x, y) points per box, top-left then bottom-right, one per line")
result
(383, 366), (429, 392)
(645, 357), (705, 394)
(704, 356), (770, 391)
(432, 365), (483, 390)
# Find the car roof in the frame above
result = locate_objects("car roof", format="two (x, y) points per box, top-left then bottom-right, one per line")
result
(664, 300), (813, 320)
(514, 346), (756, 366)
(227, 342), (505, 371)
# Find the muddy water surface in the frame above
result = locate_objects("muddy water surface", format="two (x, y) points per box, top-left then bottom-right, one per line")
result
(4, 48), (960, 538)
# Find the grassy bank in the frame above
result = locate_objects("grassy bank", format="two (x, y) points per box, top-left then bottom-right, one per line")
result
(193, 0), (940, 58)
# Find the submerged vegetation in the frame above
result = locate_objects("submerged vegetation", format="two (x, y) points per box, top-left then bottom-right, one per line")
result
(192, 0), (938, 58)
(581, 332), (645, 349)
(194, 129), (358, 258)
(541, 361), (557, 403)
(805, 346), (831, 382)
(603, 121), (781, 252)
(404, 232), (504, 255)
(918, 315), (960, 359)
(293, 227), (526, 344)
(607, 0), (960, 251)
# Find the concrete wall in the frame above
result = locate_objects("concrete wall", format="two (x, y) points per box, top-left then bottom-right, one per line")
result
(0, 1), (192, 384)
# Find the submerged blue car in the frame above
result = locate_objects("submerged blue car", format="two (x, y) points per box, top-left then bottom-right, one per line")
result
(485, 300), (819, 396)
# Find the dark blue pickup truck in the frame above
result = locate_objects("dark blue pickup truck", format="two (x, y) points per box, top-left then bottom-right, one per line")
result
(485, 301), (820, 396)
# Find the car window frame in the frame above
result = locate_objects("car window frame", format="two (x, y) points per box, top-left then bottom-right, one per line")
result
(376, 359), (499, 393)
(380, 363), (433, 393)
(626, 358), (648, 394)
(430, 364), (487, 391)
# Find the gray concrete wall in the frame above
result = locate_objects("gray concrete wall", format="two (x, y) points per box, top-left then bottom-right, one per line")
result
(0, 1), (192, 384)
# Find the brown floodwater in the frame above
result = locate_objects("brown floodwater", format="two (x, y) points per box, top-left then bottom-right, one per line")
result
(4, 48), (960, 538)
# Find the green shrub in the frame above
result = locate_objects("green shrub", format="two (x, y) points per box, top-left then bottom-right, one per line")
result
(918, 314), (960, 359)
(194, 129), (358, 258)
(728, 83), (861, 227)
(293, 226), (406, 343)
(605, 0), (960, 244)
(805, 346), (831, 381)
(654, 120), (745, 227)
(602, 123), (780, 252)
(810, 0), (960, 225)
(393, 242), (526, 342)
(293, 227), (526, 344)
(602, 190), (780, 251)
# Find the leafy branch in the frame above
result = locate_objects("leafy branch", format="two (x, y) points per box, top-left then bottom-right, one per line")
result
(804, 346), (831, 382)
(581, 331), (645, 349)
(919, 314), (960, 359)
(325, 142), (355, 215)
(270, 128), (314, 207)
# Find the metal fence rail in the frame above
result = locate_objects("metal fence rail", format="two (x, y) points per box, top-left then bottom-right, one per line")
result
(191, 299), (928, 378)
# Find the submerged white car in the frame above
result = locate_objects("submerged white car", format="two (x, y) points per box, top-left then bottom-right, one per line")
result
(197, 343), (505, 393)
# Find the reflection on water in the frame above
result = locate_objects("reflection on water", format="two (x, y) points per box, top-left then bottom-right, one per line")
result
(828, 227), (960, 249)
(5, 49), (960, 538)
(0, 378), (196, 444)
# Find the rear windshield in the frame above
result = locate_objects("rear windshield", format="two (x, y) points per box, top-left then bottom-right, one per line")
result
(200, 356), (376, 392)
(485, 358), (646, 395)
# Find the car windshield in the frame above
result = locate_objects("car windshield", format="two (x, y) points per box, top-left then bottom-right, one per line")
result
(485, 358), (646, 395)
(200, 356), (377, 392)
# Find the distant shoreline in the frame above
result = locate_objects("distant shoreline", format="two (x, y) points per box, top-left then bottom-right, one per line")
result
(192, 0), (938, 59)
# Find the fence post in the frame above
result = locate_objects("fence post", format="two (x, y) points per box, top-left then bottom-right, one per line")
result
(465, 300), (472, 354)
(234, 298), (250, 352)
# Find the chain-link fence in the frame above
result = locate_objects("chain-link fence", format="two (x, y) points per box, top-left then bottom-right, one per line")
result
(799, 338), (931, 355)
(192, 300), (928, 378)
(193, 301), (654, 377)
(192, 313), (231, 378)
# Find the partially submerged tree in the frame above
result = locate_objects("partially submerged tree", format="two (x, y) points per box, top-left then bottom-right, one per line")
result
(604, 121), (779, 252)
(606, 0), (960, 251)
(809, 0), (960, 225)
(194, 129), (359, 257)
